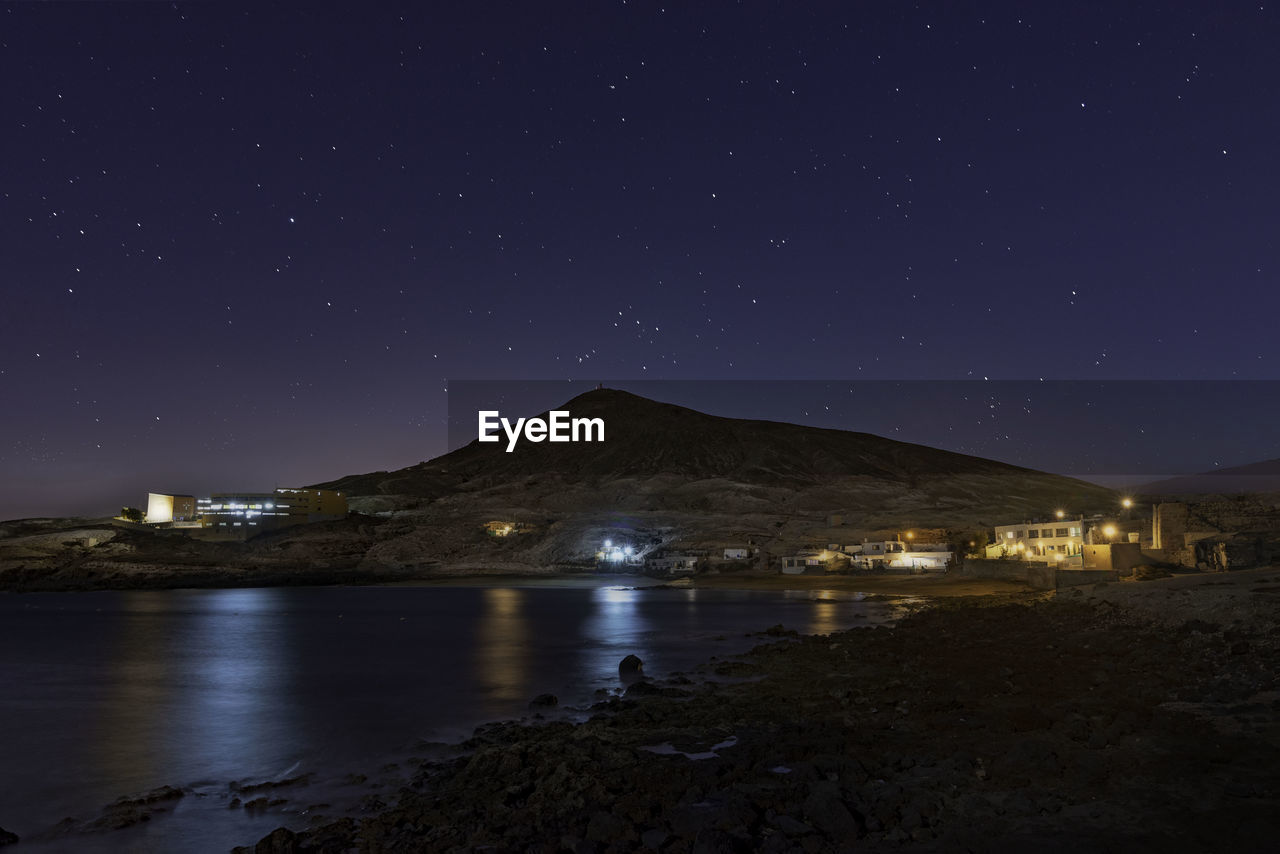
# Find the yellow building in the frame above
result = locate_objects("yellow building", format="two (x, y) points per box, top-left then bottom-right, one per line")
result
(145, 493), (197, 524)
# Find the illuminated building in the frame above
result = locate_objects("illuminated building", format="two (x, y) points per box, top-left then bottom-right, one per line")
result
(144, 493), (197, 524)
(195, 488), (347, 532)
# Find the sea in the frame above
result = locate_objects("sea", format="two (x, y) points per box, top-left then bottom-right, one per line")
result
(0, 577), (909, 852)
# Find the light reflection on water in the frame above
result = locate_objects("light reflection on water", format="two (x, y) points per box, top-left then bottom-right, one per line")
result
(0, 582), (904, 851)
(473, 588), (531, 711)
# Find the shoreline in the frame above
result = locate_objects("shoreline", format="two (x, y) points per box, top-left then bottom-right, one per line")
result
(0, 564), (1033, 598)
(219, 568), (1279, 852)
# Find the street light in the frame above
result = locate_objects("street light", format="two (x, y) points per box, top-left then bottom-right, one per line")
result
(1055, 509), (1065, 520)
(1103, 524), (1117, 540)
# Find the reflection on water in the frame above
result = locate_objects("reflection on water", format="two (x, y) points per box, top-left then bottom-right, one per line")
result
(810, 600), (841, 635)
(579, 586), (651, 687)
(0, 582), (905, 850)
(473, 588), (530, 712)
(92, 589), (293, 789)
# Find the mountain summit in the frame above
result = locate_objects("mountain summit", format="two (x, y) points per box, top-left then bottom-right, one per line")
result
(327, 388), (1069, 494)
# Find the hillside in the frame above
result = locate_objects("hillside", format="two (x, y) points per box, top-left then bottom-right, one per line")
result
(1140, 458), (1280, 497)
(310, 389), (1118, 571)
(1, 390), (1121, 588)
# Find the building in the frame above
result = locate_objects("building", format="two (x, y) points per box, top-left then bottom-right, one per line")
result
(647, 554), (700, 575)
(987, 515), (1144, 565)
(723, 547), (750, 560)
(195, 488), (347, 533)
(145, 493), (197, 524)
(780, 551), (827, 574)
(851, 540), (952, 570)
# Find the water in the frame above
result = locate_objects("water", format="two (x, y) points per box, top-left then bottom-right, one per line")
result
(0, 578), (903, 851)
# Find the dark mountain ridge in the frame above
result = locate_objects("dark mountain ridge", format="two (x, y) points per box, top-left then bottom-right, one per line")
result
(322, 388), (1079, 499)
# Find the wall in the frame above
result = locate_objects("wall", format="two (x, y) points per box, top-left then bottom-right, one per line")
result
(1027, 567), (1119, 590)
(956, 559), (1038, 581)
(1081, 542), (1144, 573)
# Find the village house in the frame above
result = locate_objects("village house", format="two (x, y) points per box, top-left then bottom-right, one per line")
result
(986, 514), (1147, 565)
(647, 554), (700, 575)
(780, 550), (829, 575)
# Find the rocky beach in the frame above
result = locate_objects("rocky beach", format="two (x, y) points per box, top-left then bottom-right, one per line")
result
(211, 569), (1280, 853)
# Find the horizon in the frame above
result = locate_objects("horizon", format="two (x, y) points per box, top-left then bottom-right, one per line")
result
(9, 380), (1280, 520)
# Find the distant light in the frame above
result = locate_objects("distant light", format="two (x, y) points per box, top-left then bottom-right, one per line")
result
(604, 539), (612, 548)
(1122, 498), (1133, 508)
(1103, 524), (1117, 538)
(1055, 509), (1065, 519)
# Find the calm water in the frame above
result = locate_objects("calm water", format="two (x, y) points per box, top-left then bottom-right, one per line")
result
(0, 578), (903, 852)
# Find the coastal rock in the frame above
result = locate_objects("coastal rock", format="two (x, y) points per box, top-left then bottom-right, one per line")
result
(0, 826), (18, 846)
(529, 693), (559, 708)
(619, 654), (644, 674)
(230, 826), (299, 854)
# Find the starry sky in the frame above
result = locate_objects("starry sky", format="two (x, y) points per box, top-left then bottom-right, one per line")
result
(2, 1), (1278, 520)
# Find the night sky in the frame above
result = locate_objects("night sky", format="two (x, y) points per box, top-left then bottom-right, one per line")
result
(3, 2), (1278, 520)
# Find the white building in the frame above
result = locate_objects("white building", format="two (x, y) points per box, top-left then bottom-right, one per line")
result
(723, 547), (750, 560)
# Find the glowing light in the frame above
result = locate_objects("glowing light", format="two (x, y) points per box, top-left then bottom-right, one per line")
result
(604, 539), (612, 548)
(1121, 498), (1133, 508)
(1103, 524), (1117, 538)
(1055, 509), (1065, 519)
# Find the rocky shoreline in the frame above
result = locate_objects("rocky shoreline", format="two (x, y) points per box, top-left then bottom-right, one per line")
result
(227, 573), (1280, 853)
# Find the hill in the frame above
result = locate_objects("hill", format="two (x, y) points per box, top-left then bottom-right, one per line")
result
(1139, 458), (1280, 497)
(312, 389), (1118, 571)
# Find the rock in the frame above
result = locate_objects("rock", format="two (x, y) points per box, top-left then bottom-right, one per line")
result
(641, 828), (670, 849)
(529, 693), (559, 708)
(0, 826), (18, 846)
(802, 781), (861, 838)
(625, 679), (663, 696)
(231, 826), (300, 854)
(620, 654), (644, 674)
(585, 810), (633, 844)
(773, 814), (816, 836)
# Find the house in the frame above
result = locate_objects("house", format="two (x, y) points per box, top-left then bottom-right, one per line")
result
(722, 547), (750, 560)
(191, 488), (347, 534)
(647, 554), (699, 575)
(780, 551), (827, 575)
(851, 541), (952, 570)
(987, 515), (1143, 565)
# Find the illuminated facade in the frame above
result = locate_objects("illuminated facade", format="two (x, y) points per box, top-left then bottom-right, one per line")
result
(989, 519), (1086, 563)
(145, 493), (197, 523)
(195, 488), (348, 532)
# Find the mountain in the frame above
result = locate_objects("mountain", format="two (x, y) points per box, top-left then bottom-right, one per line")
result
(1139, 458), (1280, 497)
(1, 390), (1120, 588)
(313, 389), (1117, 571)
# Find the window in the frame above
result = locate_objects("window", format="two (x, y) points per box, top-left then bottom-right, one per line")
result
(1016, 531), (1025, 538)
(1056, 528), (1069, 537)
(1070, 527), (1080, 537)
(1005, 531), (1014, 539)
(1028, 530), (1039, 538)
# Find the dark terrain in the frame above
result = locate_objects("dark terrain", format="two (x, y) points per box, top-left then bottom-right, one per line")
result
(229, 571), (1280, 853)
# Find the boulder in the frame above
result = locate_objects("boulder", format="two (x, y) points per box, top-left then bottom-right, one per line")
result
(529, 693), (559, 708)
(0, 826), (18, 846)
(619, 654), (644, 674)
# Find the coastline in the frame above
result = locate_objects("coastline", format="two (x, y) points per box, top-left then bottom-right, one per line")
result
(220, 568), (1280, 853)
